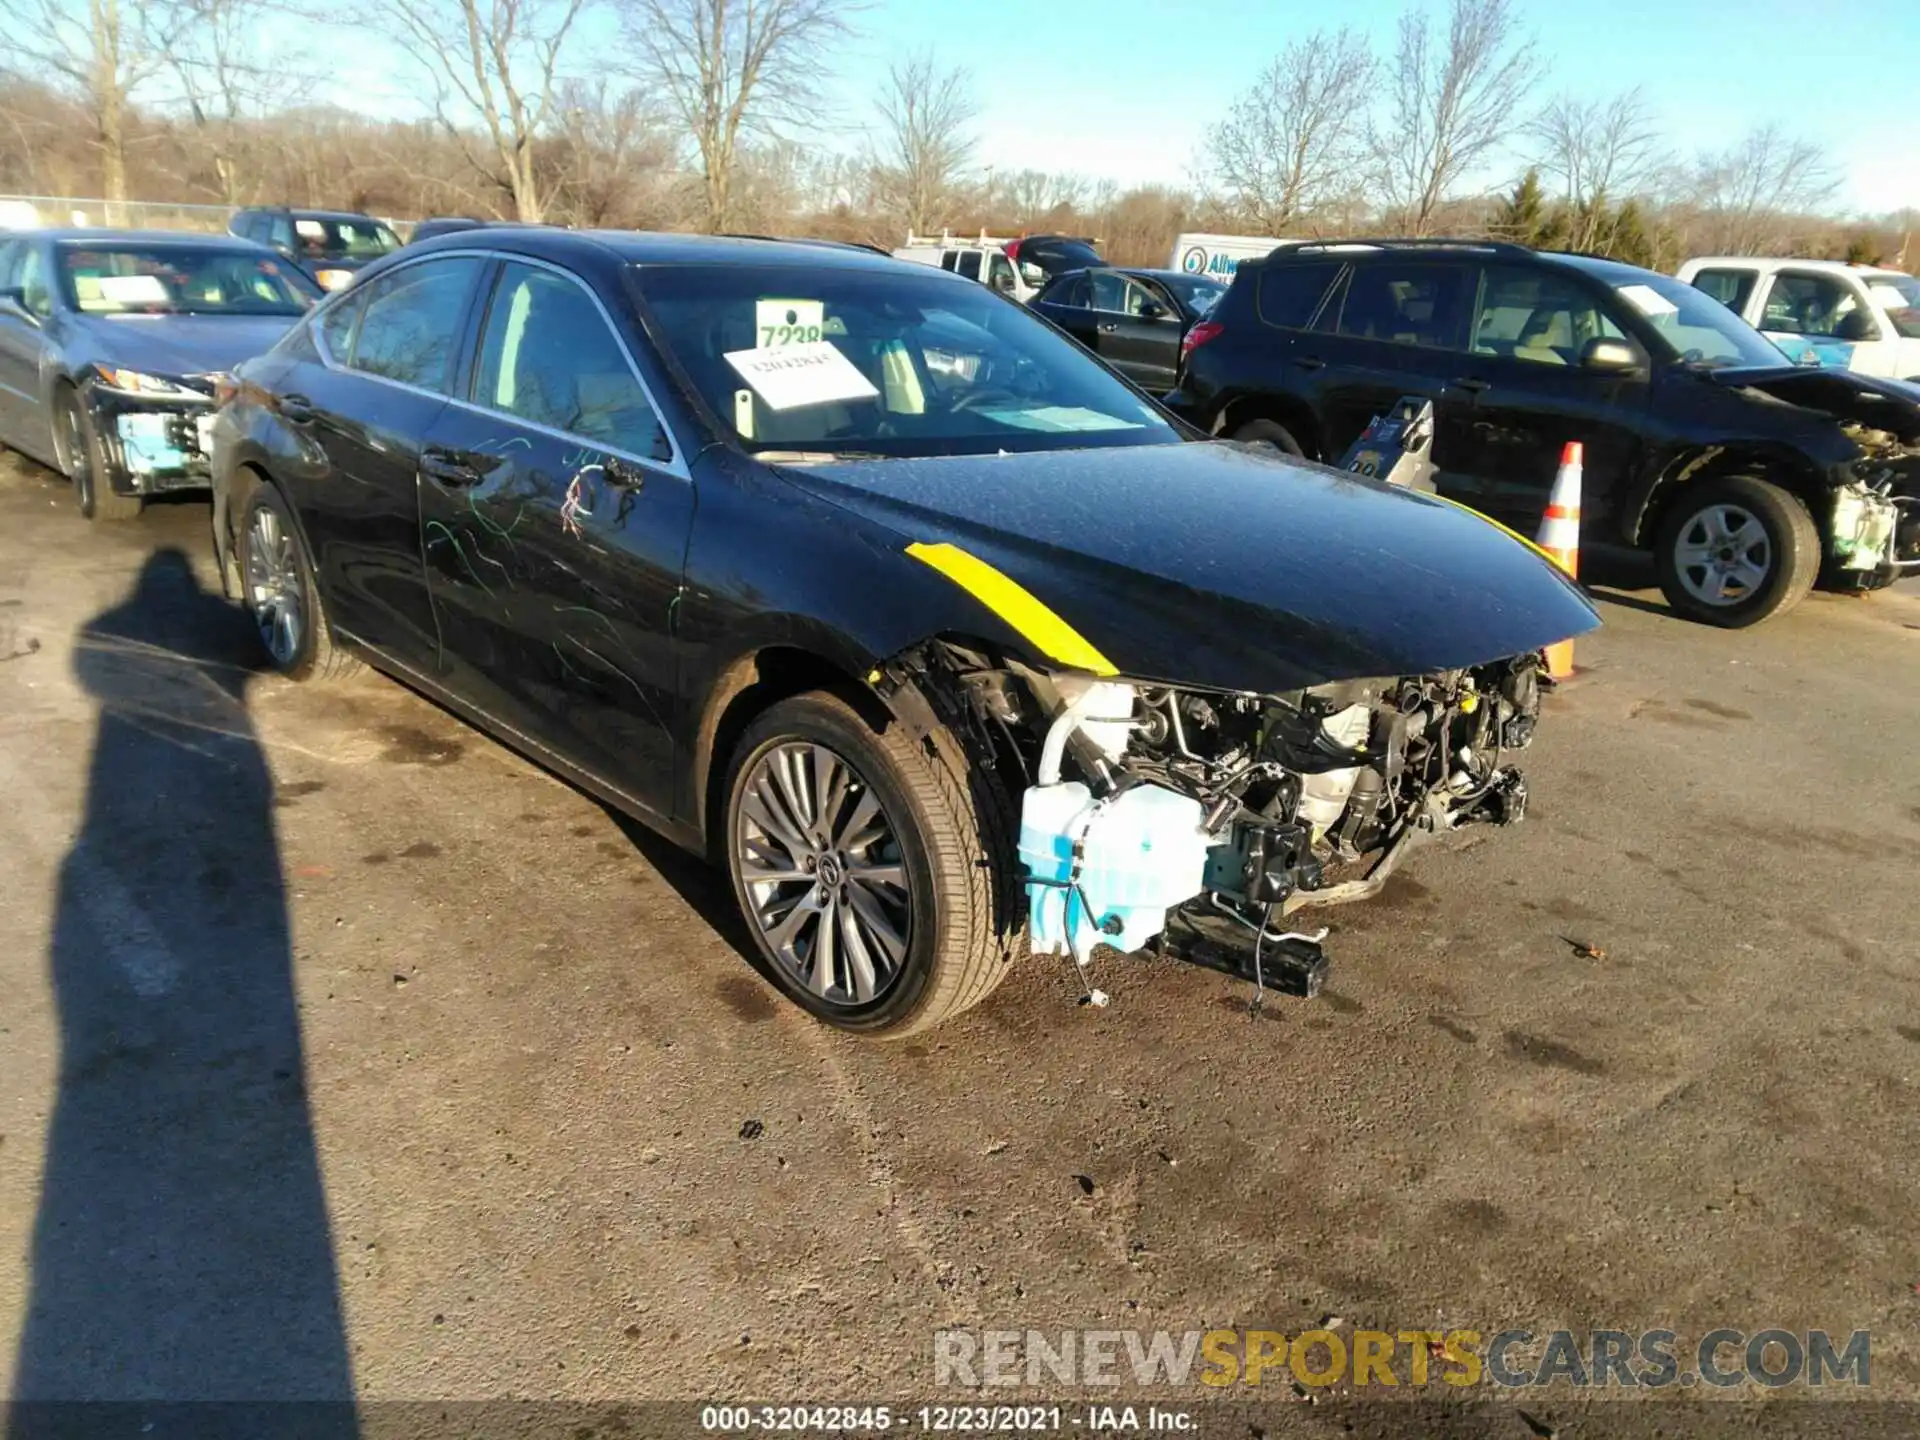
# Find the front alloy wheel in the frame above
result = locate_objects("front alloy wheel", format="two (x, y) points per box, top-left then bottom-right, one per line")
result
(721, 690), (1017, 1036)
(1653, 473), (1818, 628)
(1671, 502), (1771, 608)
(735, 740), (912, 1006)
(245, 501), (305, 666)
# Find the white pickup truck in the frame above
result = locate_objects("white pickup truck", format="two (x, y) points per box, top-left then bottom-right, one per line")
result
(1678, 256), (1920, 380)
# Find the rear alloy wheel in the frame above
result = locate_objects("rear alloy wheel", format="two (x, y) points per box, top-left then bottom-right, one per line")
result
(238, 482), (361, 683)
(60, 388), (141, 523)
(1654, 474), (1818, 628)
(1231, 418), (1306, 458)
(723, 691), (1015, 1036)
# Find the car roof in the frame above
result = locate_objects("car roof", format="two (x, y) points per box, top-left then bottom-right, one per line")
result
(1682, 255), (1910, 279)
(243, 206), (386, 223)
(37, 228), (271, 249)
(406, 226), (918, 275)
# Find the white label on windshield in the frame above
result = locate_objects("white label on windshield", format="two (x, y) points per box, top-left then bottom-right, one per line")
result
(295, 219), (326, 239)
(1618, 284), (1678, 317)
(754, 298), (825, 348)
(974, 405), (1141, 433)
(1869, 285), (1913, 310)
(96, 274), (170, 305)
(724, 340), (878, 411)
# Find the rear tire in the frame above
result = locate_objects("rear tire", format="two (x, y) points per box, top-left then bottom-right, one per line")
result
(238, 481), (361, 683)
(722, 690), (1016, 1037)
(1653, 474), (1818, 628)
(1231, 417), (1306, 458)
(60, 388), (142, 523)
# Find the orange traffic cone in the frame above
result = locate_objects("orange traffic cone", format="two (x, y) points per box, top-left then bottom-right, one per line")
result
(1537, 442), (1583, 679)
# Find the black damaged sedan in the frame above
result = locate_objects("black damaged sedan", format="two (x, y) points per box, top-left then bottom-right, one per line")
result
(210, 231), (1597, 1035)
(0, 229), (319, 521)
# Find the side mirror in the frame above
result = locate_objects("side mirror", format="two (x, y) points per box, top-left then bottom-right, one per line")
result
(1581, 337), (1637, 372)
(1834, 309), (1877, 342)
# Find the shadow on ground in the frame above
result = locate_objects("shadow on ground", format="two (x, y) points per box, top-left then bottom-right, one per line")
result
(9, 549), (358, 1433)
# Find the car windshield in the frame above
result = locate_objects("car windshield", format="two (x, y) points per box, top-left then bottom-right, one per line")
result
(632, 262), (1182, 458)
(58, 245), (319, 316)
(1160, 274), (1227, 316)
(1866, 273), (1920, 339)
(296, 216), (401, 261)
(1611, 271), (1786, 368)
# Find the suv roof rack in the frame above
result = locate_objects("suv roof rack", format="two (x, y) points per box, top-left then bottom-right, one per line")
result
(1267, 237), (1536, 259)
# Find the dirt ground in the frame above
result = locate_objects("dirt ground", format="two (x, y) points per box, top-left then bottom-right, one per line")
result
(0, 454), (1916, 1433)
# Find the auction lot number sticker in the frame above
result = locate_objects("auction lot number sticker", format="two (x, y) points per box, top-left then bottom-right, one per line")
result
(755, 298), (825, 348)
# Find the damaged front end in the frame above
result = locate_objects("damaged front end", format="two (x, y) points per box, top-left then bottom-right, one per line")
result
(1838, 419), (1920, 574)
(880, 643), (1549, 1006)
(85, 373), (221, 495)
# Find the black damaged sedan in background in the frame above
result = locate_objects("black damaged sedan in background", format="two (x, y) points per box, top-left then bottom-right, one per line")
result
(0, 229), (319, 521)
(210, 231), (1597, 1035)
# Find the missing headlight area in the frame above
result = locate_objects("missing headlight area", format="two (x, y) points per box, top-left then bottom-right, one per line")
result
(112, 408), (215, 482)
(881, 642), (1548, 1008)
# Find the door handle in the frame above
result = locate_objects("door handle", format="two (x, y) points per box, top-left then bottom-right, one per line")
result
(420, 448), (481, 488)
(1291, 356), (1325, 371)
(1097, 322), (1118, 334)
(1448, 377), (1492, 395)
(278, 393), (315, 425)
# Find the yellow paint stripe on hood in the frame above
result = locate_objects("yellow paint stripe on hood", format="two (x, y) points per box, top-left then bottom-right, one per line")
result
(1423, 491), (1567, 570)
(905, 541), (1117, 676)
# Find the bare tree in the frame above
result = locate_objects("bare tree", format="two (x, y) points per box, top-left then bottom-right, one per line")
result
(1526, 86), (1661, 251)
(1373, 0), (1536, 236)
(547, 78), (675, 226)
(1206, 27), (1373, 234)
(870, 49), (974, 236)
(378, 0), (586, 221)
(998, 169), (1085, 231)
(160, 0), (315, 204)
(1689, 123), (1840, 254)
(0, 0), (185, 202)
(623, 0), (853, 233)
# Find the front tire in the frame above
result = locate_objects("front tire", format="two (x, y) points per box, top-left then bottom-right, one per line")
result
(238, 482), (361, 683)
(1653, 474), (1818, 628)
(59, 388), (141, 523)
(1231, 417), (1306, 458)
(722, 691), (1015, 1036)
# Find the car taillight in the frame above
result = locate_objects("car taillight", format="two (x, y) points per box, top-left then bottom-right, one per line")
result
(1181, 320), (1224, 364)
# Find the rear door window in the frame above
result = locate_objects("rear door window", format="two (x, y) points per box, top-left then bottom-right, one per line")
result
(1043, 274), (1088, 308)
(954, 251), (983, 281)
(1691, 267), (1757, 314)
(1255, 261), (1342, 330)
(1329, 261), (1472, 351)
(345, 256), (484, 393)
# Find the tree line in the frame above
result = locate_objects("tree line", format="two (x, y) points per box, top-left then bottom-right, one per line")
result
(0, 0), (1910, 270)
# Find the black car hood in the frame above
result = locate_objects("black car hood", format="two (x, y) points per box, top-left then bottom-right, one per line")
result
(1706, 364), (1920, 443)
(75, 313), (301, 379)
(780, 441), (1599, 693)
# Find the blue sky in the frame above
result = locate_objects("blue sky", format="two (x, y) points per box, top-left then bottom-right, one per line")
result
(839, 0), (1920, 214)
(346, 0), (1920, 216)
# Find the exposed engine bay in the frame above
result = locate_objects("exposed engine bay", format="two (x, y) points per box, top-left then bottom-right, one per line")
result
(880, 643), (1549, 1005)
(1841, 421), (1920, 570)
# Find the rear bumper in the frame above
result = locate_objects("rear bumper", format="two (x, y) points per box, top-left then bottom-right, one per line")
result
(85, 386), (216, 497)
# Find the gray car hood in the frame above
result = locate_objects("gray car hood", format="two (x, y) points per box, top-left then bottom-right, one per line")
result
(74, 313), (301, 380)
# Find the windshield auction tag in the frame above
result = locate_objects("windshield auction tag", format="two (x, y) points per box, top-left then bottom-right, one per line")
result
(1869, 285), (1912, 310)
(1617, 283), (1679, 317)
(755, 298), (825, 348)
(724, 340), (879, 411)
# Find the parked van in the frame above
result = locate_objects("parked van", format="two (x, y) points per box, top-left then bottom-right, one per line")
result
(1168, 233), (1290, 283)
(892, 233), (1048, 303)
(1678, 256), (1920, 380)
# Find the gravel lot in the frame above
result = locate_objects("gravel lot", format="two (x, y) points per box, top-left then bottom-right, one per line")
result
(0, 455), (1915, 1433)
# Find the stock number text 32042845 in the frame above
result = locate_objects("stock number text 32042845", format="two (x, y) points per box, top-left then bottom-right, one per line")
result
(700, 1405), (1072, 1432)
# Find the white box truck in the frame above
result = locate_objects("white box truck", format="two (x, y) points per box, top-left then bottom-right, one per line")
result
(1168, 233), (1289, 283)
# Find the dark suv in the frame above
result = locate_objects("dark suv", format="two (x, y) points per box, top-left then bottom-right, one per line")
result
(228, 207), (403, 293)
(1169, 239), (1919, 627)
